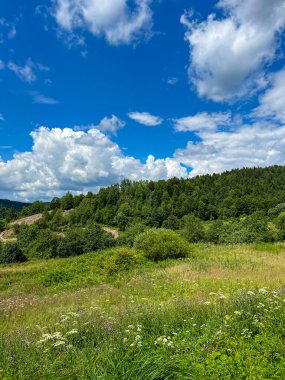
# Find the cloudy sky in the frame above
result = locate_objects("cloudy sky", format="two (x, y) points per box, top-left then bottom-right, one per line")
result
(1, 0), (285, 201)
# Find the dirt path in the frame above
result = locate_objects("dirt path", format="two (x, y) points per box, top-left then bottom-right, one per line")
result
(102, 227), (119, 239)
(0, 211), (119, 242)
(0, 229), (16, 242)
(10, 213), (43, 226)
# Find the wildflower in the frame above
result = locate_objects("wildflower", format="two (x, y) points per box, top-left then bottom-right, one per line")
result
(247, 291), (255, 296)
(53, 340), (66, 347)
(65, 329), (78, 336)
(203, 301), (211, 305)
(258, 288), (267, 294)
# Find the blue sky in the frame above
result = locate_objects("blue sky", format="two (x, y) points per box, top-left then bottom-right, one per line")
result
(1, 0), (285, 201)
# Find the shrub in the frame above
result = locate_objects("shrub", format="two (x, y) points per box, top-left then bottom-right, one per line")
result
(57, 230), (85, 258)
(83, 224), (114, 252)
(205, 220), (224, 244)
(103, 247), (144, 275)
(0, 219), (6, 232)
(116, 222), (148, 247)
(29, 229), (61, 259)
(134, 228), (191, 261)
(0, 243), (27, 264)
(162, 215), (180, 230)
(220, 214), (272, 244)
(179, 214), (205, 243)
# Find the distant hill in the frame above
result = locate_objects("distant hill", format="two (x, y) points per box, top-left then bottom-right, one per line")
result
(50, 164), (285, 225)
(0, 199), (30, 211)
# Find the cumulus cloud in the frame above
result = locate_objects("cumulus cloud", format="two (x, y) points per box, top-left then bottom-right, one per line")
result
(174, 112), (231, 132)
(0, 126), (188, 201)
(53, 0), (153, 46)
(174, 114), (285, 176)
(128, 111), (163, 126)
(253, 67), (285, 123)
(182, 0), (285, 102)
(95, 115), (126, 135)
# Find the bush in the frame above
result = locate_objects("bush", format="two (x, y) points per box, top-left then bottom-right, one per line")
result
(179, 214), (205, 243)
(0, 243), (27, 264)
(220, 213), (272, 244)
(83, 224), (114, 252)
(116, 222), (148, 247)
(29, 229), (61, 259)
(57, 230), (85, 258)
(134, 228), (191, 261)
(103, 247), (144, 275)
(205, 220), (224, 244)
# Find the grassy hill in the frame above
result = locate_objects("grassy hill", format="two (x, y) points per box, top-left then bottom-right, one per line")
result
(0, 243), (285, 379)
(1, 166), (285, 378)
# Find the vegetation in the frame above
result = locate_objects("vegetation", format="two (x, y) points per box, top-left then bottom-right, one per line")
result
(1, 166), (285, 378)
(0, 244), (285, 379)
(0, 243), (27, 264)
(134, 228), (191, 261)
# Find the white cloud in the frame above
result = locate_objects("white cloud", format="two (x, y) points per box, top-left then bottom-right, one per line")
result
(174, 112), (231, 132)
(174, 114), (285, 176)
(167, 77), (178, 85)
(0, 114), (4, 121)
(182, 0), (285, 102)
(8, 58), (50, 83)
(0, 60), (4, 70)
(8, 59), (37, 83)
(53, 0), (153, 46)
(128, 111), (163, 126)
(0, 18), (17, 43)
(30, 91), (59, 105)
(95, 115), (125, 135)
(0, 125), (187, 201)
(253, 67), (285, 123)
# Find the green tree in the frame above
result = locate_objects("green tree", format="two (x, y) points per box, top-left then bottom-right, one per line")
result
(0, 243), (27, 264)
(180, 214), (205, 243)
(61, 192), (74, 211)
(134, 228), (191, 261)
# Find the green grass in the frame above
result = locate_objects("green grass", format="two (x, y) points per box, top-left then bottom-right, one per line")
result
(0, 244), (285, 379)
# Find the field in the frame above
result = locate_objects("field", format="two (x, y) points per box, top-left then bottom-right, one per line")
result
(0, 243), (285, 379)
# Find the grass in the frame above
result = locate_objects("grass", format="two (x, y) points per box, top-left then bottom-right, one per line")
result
(0, 243), (285, 379)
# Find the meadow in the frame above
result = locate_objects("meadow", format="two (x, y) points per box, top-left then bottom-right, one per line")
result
(0, 243), (285, 379)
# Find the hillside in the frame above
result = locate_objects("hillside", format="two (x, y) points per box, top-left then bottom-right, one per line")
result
(1, 166), (285, 378)
(0, 199), (29, 211)
(56, 165), (285, 228)
(1, 243), (285, 379)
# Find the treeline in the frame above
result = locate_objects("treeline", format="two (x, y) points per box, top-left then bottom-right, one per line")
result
(2, 165), (285, 264)
(19, 165), (285, 224)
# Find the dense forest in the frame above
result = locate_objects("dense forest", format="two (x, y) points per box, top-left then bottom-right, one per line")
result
(1, 165), (285, 263)
(0, 199), (29, 221)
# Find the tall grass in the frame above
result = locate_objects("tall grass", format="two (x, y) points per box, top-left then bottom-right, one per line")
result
(0, 244), (285, 379)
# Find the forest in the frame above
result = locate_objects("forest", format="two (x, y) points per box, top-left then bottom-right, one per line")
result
(1, 165), (285, 263)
